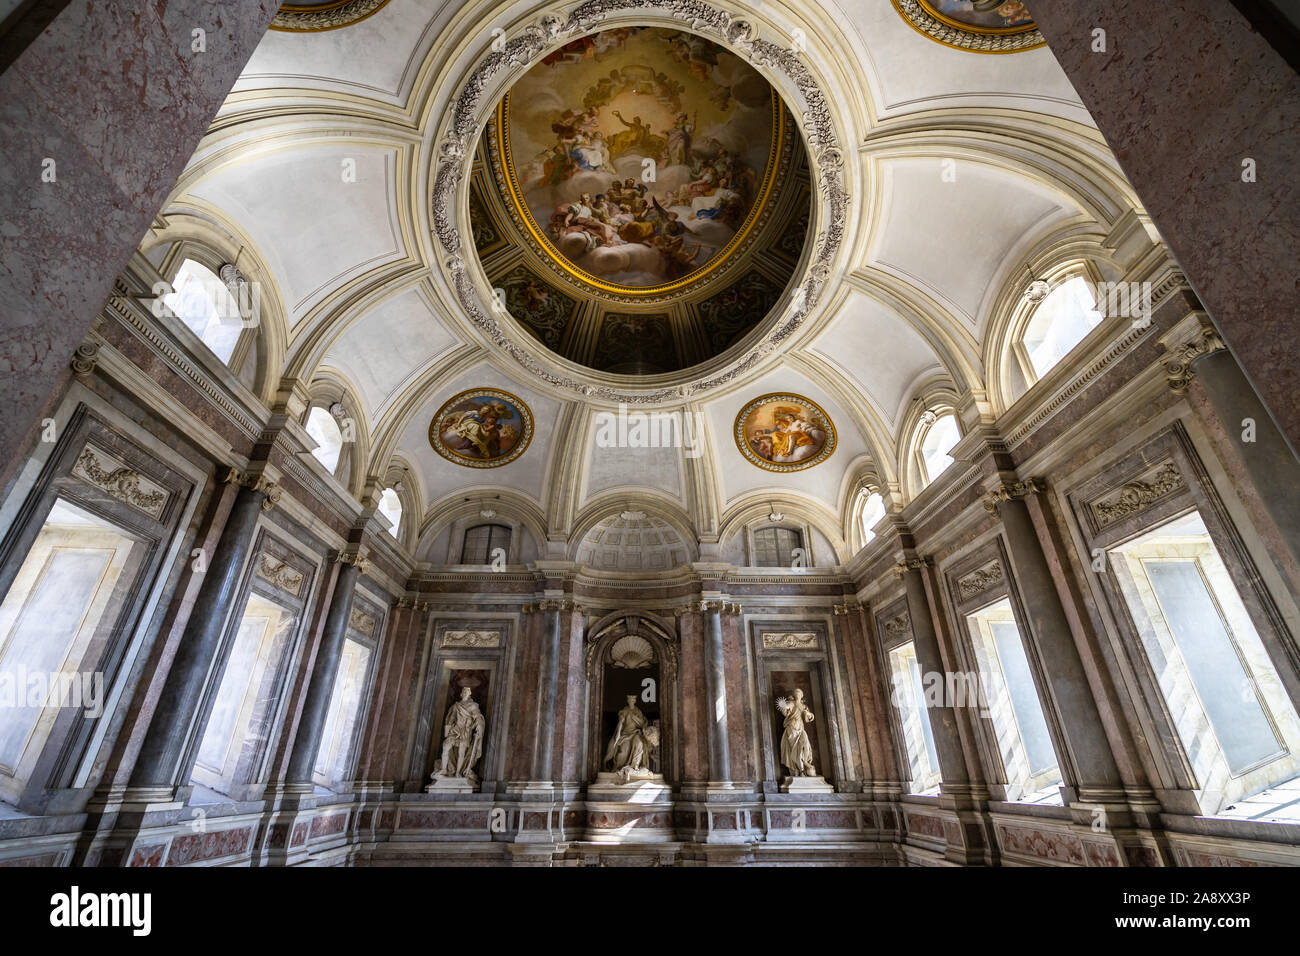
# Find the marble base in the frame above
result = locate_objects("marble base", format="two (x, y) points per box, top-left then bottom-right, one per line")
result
(781, 775), (834, 793)
(425, 775), (475, 794)
(584, 773), (674, 843)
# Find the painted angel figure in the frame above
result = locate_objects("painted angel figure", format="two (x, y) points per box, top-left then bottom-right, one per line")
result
(775, 688), (818, 777)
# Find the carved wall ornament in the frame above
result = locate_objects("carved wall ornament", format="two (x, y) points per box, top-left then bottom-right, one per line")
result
(270, 0), (392, 33)
(1164, 325), (1228, 393)
(957, 561), (1004, 601)
(431, 0), (849, 406)
(442, 629), (502, 648)
(72, 444), (168, 519)
(256, 554), (305, 597)
(1092, 461), (1185, 528)
(348, 607), (377, 638)
(982, 477), (1046, 515)
(610, 633), (656, 668)
(882, 613), (911, 639)
(763, 632), (818, 649)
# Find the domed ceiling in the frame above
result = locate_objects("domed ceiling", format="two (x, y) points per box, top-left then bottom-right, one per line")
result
(469, 26), (811, 376)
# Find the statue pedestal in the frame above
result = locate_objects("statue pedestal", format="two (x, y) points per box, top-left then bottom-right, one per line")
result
(780, 775), (834, 793)
(585, 773), (674, 843)
(425, 774), (476, 794)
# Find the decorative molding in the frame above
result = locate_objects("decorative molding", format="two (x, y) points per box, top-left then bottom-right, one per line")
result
(431, 0), (848, 405)
(762, 632), (818, 649)
(1164, 325), (1228, 393)
(982, 477), (1045, 515)
(442, 629), (502, 648)
(957, 561), (1004, 601)
(72, 444), (168, 519)
(104, 286), (264, 441)
(257, 554), (304, 596)
(270, 0), (391, 33)
(1091, 461), (1184, 529)
(223, 467), (282, 512)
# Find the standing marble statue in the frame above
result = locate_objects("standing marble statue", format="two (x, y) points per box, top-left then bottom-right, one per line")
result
(603, 694), (659, 783)
(431, 686), (485, 787)
(776, 688), (818, 777)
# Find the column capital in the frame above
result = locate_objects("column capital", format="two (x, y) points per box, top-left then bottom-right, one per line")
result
(534, 598), (582, 612)
(395, 596), (429, 612)
(1160, 313), (1227, 393)
(982, 477), (1046, 515)
(70, 341), (100, 377)
(331, 547), (370, 575)
(222, 466), (282, 511)
(832, 598), (864, 616)
(698, 599), (741, 615)
(891, 556), (932, 579)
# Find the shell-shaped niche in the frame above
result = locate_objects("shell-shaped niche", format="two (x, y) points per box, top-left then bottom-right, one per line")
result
(610, 633), (655, 669)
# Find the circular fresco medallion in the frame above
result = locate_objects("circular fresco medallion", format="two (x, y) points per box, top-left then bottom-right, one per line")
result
(734, 393), (837, 473)
(495, 26), (785, 296)
(428, 388), (534, 468)
(891, 0), (1044, 52)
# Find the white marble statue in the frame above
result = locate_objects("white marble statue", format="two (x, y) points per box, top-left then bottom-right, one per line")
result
(430, 686), (485, 787)
(776, 688), (818, 777)
(603, 694), (659, 783)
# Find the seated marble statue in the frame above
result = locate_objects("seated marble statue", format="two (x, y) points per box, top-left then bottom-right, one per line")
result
(776, 688), (818, 777)
(603, 694), (659, 783)
(432, 686), (486, 785)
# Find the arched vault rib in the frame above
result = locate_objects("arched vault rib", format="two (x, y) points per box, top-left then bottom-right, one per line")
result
(362, 343), (489, 480)
(784, 351), (901, 489)
(859, 113), (1143, 229)
(823, 271), (984, 407)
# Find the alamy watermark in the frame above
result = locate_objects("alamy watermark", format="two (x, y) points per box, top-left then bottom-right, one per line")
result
(0, 667), (104, 719)
(593, 403), (705, 458)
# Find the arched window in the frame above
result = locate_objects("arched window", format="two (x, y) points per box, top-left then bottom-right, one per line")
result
(376, 487), (402, 540)
(162, 259), (244, 365)
(461, 524), (511, 564)
(858, 491), (885, 544)
(305, 406), (344, 475)
(1020, 276), (1103, 381)
(752, 526), (803, 568)
(919, 412), (960, 486)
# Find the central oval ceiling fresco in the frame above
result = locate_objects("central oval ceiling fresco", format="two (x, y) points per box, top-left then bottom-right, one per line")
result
(470, 26), (812, 376)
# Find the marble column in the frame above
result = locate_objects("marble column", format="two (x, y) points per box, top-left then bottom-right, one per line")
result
(285, 552), (366, 785)
(703, 600), (733, 783)
(983, 480), (1122, 801)
(1164, 317), (1300, 577)
(0, 0), (280, 493)
(129, 469), (279, 794)
(897, 561), (969, 788)
(532, 601), (563, 782)
(1029, 0), (1300, 457)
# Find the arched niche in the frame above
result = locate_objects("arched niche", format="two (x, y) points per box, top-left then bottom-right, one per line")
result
(585, 613), (679, 786)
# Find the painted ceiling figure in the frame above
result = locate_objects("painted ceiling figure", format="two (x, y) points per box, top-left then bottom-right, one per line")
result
(776, 688), (817, 777)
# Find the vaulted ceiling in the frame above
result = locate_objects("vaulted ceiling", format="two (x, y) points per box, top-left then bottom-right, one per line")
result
(147, 0), (1151, 566)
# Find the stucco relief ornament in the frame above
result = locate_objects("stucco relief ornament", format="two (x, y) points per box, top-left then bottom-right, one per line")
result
(432, 0), (849, 406)
(427, 686), (486, 791)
